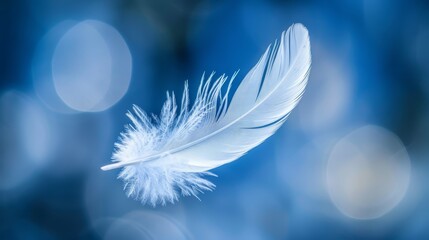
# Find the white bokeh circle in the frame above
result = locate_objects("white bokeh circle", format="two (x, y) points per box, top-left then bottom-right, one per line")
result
(104, 211), (191, 240)
(0, 91), (52, 190)
(52, 20), (132, 112)
(327, 125), (410, 219)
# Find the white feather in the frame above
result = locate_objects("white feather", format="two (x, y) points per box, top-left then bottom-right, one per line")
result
(101, 24), (311, 206)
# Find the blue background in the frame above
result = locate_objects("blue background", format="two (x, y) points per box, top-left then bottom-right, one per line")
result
(1, 0), (428, 239)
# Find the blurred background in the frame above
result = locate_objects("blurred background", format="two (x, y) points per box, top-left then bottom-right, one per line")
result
(1, 0), (428, 239)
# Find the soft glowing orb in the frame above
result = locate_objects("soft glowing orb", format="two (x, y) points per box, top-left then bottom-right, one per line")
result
(327, 125), (410, 219)
(52, 20), (132, 112)
(297, 47), (351, 132)
(0, 91), (51, 190)
(104, 211), (190, 240)
(32, 20), (79, 113)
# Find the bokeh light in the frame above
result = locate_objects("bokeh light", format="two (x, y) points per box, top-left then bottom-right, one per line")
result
(51, 20), (132, 112)
(104, 211), (191, 240)
(327, 125), (411, 219)
(297, 46), (352, 133)
(0, 91), (52, 190)
(32, 20), (79, 113)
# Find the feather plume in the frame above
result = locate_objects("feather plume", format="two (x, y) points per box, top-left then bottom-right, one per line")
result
(101, 24), (311, 206)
